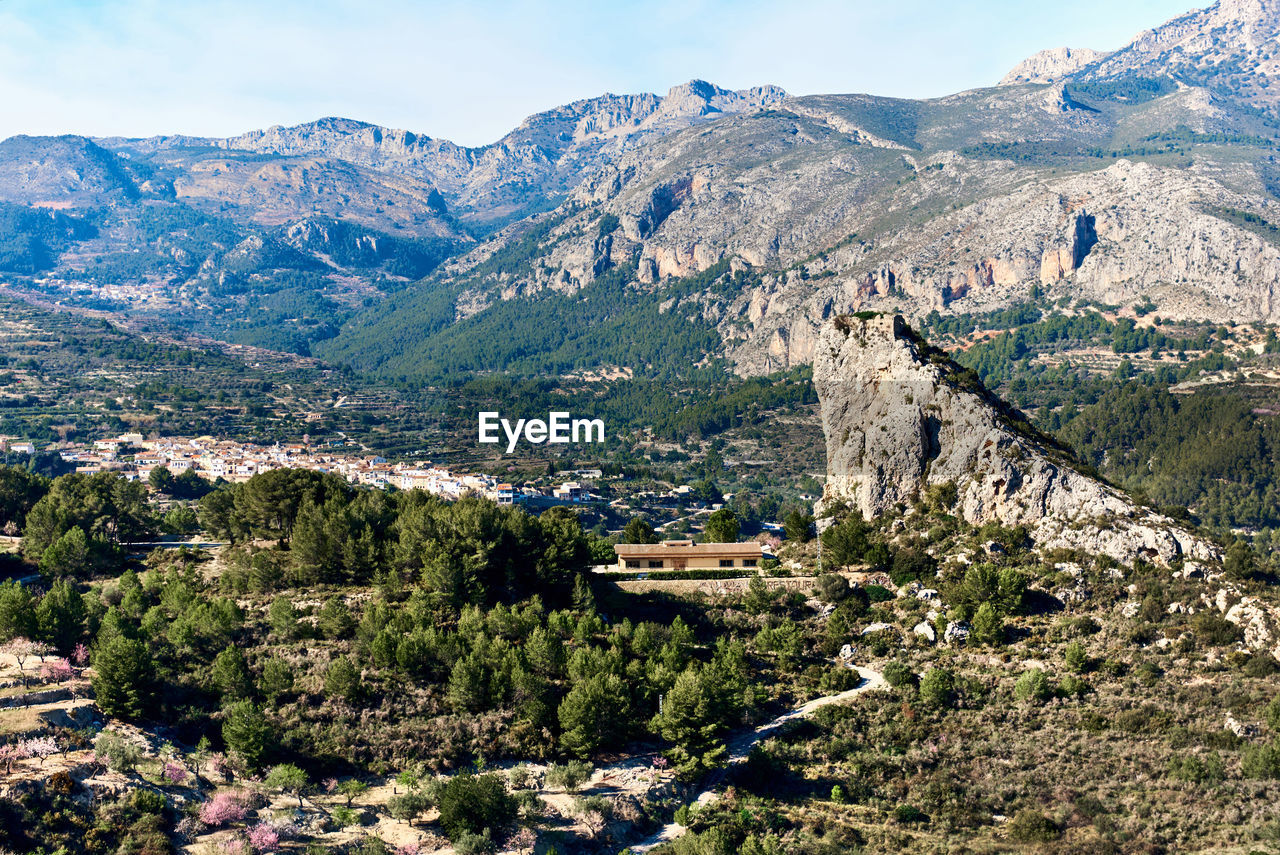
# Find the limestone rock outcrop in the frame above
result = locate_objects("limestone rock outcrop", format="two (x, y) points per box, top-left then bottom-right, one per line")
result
(814, 313), (1218, 566)
(1000, 47), (1109, 85)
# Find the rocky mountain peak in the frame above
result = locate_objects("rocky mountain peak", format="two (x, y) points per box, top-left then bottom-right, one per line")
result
(813, 313), (1218, 566)
(1000, 47), (1109, 85)
(661, 79), (787, 116)
(1078, 0), (1280, 106)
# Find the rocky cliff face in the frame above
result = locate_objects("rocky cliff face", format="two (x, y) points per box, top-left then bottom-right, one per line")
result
(728, 157), (1280, 373)
(813, 313), (1218, 565)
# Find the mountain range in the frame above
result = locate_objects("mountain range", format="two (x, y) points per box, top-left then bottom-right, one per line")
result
(1, 0), (1279, 376)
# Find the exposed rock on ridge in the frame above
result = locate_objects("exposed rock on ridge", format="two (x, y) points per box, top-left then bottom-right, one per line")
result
(1000, 47), (1109, 85)
(105, 81), (786, 225)
(814, 313), (1218, 566)
(1075, 0), (1280, 109)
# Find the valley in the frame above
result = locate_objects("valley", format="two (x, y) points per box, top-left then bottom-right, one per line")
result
(3, 0), (1280, 853)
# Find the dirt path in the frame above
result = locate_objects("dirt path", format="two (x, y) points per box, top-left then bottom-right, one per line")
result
(629, 664), (885, 853)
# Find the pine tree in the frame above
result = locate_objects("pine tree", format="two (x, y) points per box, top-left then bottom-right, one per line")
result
(622, 517), (658, 544)
(267, 596), (299, 639)
(92, 636), (153, 720)
(651, 665), (728, 781)
(1064, 641), (1087, 673)
(39, 526), (95, 579)
(558, 672), (628, 757)
(0, 580), (36, 641)
(36, 579), (86, 653)
(703, 509), (740, 543)
(211, 647), (254, 701)
(259, 657), (294, 702)
(325, 657), (362, 704)
(222, 700), (273, 770)
(971, 602), (1004, 646)
(572, 575), (597, 613)
(783, 509), (813, 543)
(447, 653), (488, 713)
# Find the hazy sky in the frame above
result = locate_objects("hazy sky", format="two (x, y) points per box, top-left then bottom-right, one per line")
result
(0, 0), (1201, 146)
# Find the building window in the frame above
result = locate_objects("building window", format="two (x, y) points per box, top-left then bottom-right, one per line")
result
(743, 559), (758, 568)
(719, 559), (735, 567)
(625, 560), (641, 569)
(648, 560), (664, 568)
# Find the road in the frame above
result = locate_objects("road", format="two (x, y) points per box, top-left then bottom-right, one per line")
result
(628, 664), (886, 853)
(122, 540), (227, 550)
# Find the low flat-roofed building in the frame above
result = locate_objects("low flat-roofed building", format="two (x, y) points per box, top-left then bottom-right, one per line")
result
(613, 539), (763, 572)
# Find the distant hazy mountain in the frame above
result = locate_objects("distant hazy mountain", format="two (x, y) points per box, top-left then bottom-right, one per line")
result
(104, 81), (787, 228)
(0, 80), (785, 356)
(2, 1), (1280, 381)
(318, 0), (1280, 379)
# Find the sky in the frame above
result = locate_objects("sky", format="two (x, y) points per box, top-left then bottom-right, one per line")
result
(0, 0), (1202, 147)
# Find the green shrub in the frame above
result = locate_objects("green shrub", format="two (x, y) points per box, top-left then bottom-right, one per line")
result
(1243, 739), (1280, 780)
(865, 584), (894, 603)
(453, 831), (496, 855)
(1058, 674), (1091, 698)
(883, 661), (917, 690)
(331, 805), (362, 828)
(1014, 669), (1052, 703)
(889, 549), (937, 586)
(1113, 704), (1171, 734)
(814, 573), (851, 602)
(1064, 641), (1087, 673)
(919, 668), (954, 708)
(1266, 695), (1280, 732)
(1133, 661), (1163, 686)
(1244, 653), (1279, 677)
(437, 773), (517, 840)
(1008, 810), (1060, 843)
(1192, 612), (1244, 646)
(894, 804), (928, 824)
(545, 760), (593, 793)
(820, 665), (861, 692)
(1168, 753), (1225, 784)
(131, 788), (165, 814)
(1059, 616), (1101, 638)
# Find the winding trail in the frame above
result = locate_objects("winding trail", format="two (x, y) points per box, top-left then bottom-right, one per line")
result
(629, 664), (886, 853)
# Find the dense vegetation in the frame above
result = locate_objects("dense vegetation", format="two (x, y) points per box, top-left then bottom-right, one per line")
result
(0, 466), (873, 852)
(0, 203), (96, 274)
(922, 305), (1280, 537)
(322, 261), (738, 381)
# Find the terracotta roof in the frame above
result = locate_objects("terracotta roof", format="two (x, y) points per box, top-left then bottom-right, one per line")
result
(613, 541), (762, 557)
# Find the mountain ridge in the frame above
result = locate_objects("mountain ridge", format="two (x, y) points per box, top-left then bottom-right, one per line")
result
(99, 80), (787, 226)
(4, 2), (1280, 380)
